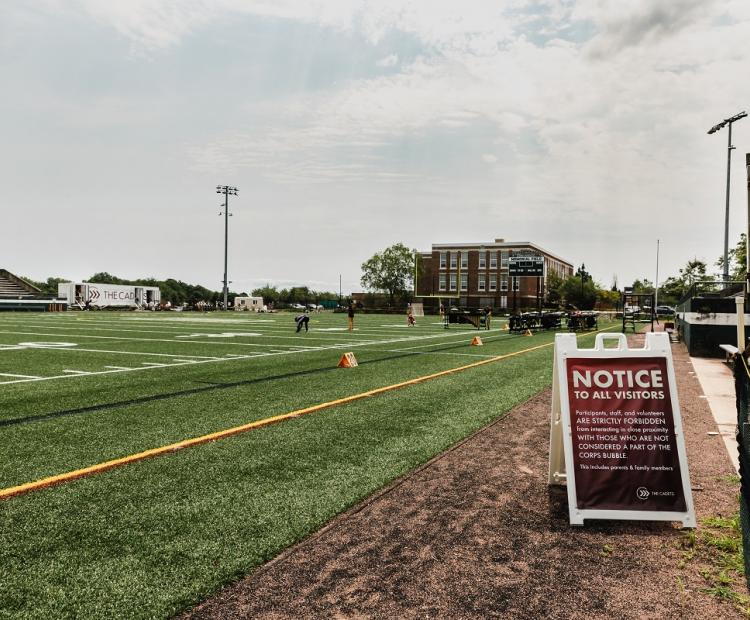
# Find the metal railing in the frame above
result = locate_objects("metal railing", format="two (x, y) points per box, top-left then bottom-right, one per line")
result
(676, 280), (745, 313)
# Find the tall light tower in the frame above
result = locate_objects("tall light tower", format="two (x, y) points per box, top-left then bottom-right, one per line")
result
(216, 185), (238, 310)
(708, 111), (747, 280)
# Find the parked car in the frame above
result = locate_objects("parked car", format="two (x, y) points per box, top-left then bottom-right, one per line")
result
(290, 303), (305, 310)
(655, 305), (675, 316)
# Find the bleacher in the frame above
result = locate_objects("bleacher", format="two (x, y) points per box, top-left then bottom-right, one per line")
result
(0, 269), (40, 298)
(0, 269), (65, 312)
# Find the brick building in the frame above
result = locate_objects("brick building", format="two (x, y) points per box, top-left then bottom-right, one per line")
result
(415, 239), (574, 311)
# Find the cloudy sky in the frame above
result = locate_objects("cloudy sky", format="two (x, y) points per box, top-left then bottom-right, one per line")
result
(2, 0), (750, 294)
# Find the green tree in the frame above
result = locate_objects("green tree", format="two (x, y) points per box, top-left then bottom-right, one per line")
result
(717, 233), (747, 281)
(22, 276), (70, 295)
(252, 285), (280, 304)
(88, 272), (124, 284)
(546, 271), (564, 305)
(657, 259), (709, 304)
(561, 275), (598, 310)
(360, 243), (415, 306)
(631, 278), (654, 294)
(597, 288), (620, 309)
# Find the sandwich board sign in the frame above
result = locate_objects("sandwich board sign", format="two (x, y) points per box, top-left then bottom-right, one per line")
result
(548, 332), (695, 527)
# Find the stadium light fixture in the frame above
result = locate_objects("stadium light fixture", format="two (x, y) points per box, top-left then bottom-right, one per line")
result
(708, 111), (747, 280)
(216, 185), (239, 310)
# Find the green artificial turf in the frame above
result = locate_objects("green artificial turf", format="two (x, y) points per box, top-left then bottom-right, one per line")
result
(0, 311), (619, 619)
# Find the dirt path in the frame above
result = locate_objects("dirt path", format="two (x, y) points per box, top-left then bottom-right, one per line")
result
(183, 335), (741, 619)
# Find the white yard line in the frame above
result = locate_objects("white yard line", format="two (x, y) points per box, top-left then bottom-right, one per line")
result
(371, 349), (498, 358)
(0, 372), (42, 379)
(0, 328), (486, 386)
(0, 320), (396, 342)
(62, 369), (92, 375)
(38, 346), (222, 360)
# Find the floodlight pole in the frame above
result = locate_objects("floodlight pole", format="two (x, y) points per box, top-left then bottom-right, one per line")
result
(216, 185), (238, 310)
(724, 122), (734, 281)
(708, 111), (747, 281)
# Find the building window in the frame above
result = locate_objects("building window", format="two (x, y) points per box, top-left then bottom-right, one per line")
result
(500, 276), (508, 291)
(449, 273), (457, 291)
(501, 251), (509, 269)
(439, 273), (446, 291)
(489, 274), (497, 292)
(461, 251), (468, 269)
(450, 253), (457, 269)
(439, 252), (446, 269)
(478, 273), (486, 292)
(460, 273), (468, 291)
(500, 295), (507, 309)
(489, 252), (497, 269)
(479, 252), (486, 269)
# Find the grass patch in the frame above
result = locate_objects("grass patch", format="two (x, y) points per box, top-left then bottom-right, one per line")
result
(0, 311), (619, 618)
(677, 508), (749, 616)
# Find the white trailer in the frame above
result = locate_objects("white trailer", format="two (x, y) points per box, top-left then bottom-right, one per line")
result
(58, 282), (161, 308)
(234, 296), (264, 311)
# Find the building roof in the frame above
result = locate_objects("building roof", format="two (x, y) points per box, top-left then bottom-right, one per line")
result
(426, 241), (573, 268)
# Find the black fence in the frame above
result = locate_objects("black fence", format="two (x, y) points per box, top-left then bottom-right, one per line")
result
(733, 355), (750, 589)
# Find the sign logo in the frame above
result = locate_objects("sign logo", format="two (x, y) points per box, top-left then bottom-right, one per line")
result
(636, 487), (650, 500)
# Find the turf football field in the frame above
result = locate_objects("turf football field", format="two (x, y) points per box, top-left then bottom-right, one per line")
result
(0, 310), (618, 619)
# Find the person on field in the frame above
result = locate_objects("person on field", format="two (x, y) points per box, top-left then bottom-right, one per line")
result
(347, 302), (355, 331)
(295, 312), (310, 333)
(484, 306), (492, 330)
(406, 305), (416, 326)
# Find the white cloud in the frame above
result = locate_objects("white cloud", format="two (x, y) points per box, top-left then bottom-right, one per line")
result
(4, 1), (750, 289)
(376, 53), (399, 68)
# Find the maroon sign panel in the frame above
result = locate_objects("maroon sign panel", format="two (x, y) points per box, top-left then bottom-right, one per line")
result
(566, 357), (686, 512)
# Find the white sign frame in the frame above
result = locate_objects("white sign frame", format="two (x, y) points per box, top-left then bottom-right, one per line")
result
(548, 332), (696, 527)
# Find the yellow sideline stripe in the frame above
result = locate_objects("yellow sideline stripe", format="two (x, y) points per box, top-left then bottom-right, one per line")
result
(0, 339), (561, 501)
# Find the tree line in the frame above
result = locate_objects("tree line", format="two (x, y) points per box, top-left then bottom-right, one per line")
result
(24, 273), (341, 307)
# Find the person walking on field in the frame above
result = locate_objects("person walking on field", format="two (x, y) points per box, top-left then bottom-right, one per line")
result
(347, 302), (355, 331)
(406, 304), (416, 326)
(484, 306), (492, 330)
(295, 312), (310, 333)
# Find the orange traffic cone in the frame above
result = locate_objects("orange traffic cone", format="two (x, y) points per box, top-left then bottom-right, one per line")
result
(524, 329), (533, 337)
(337, 352), (359, 368)
(471, 336), (483, 346)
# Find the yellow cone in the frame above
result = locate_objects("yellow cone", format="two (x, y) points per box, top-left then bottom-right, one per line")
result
(524, 329), (533, 337)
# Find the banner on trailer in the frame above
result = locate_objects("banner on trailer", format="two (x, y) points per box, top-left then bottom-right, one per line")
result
(548, 332), (695, 527)
(86, 284), (136, 306)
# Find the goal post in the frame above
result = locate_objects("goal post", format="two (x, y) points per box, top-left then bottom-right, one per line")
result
(410, 302), (424, 317)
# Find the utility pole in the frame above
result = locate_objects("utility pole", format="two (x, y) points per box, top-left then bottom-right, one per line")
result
(216, 185), (238, 310)
(708, 111), (747, 280)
